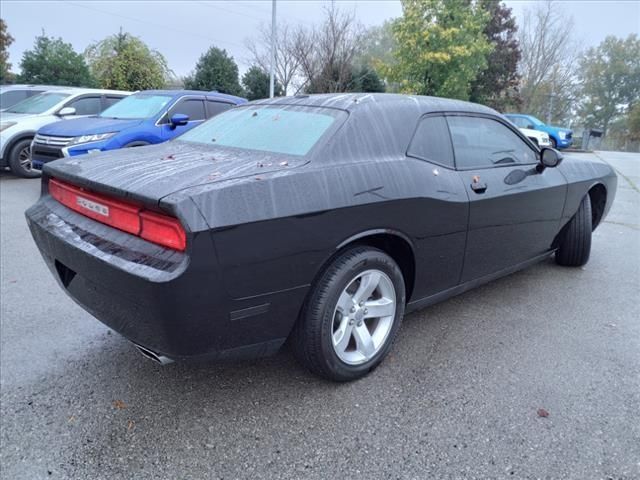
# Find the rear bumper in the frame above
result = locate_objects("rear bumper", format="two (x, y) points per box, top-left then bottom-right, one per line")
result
(25, 195), (306, 361)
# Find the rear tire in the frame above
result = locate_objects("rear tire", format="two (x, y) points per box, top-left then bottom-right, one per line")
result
(8, 138), (40, 178)
(291, 246), (406, 382)
(555, 195), (592, 267)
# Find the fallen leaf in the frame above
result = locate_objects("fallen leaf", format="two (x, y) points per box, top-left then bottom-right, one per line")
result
(113, 400), (127, 410)
(68, 415), (76, 422)
(537, 408), (549, 418)
(127, 420), (135, 430)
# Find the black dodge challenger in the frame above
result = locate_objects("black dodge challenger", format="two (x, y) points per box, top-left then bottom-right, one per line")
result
(26, 94), (617, 381)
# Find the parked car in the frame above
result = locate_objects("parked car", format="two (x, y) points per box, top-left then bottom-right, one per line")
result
(31, 90), (247, 170)
(26, 94), (617, 381)
(1, 88), (130, 177)
(0, 84), (66, 111)
(504, 113), (573, 149)
(518, 127), (551, 148)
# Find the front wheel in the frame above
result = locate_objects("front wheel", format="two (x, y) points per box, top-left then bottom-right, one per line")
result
(555, 195), (592, 267)
(550, 136), (558, 149)
(291, 246), (406, 381)
(8, 138), (40, 178)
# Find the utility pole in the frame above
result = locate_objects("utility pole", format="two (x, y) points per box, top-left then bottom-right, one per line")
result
(269, 0), (276, 98)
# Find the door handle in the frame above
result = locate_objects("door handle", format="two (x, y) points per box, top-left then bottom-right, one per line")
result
(471, 176), (487, 194)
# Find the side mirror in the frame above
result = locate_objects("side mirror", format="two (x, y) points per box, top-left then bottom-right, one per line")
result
(58, 106), (76, 117)
(538, 147), (563, 172)
(169, 113), (189, 129)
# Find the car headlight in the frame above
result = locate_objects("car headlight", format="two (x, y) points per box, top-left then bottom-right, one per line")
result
(0, 122), (17, 132)
(558, 131), (566, 140)
(67, 132), (117, 146)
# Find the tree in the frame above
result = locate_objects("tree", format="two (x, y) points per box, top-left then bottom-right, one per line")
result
(18, 33), (93, 86)
(184, 46), (243, 96)
(578, 34), (640, 136)
(518, 1), (579, 123)
(246, 22), (299, 96)
(383, 0), (492, 99)
(349, 65), (385, 93)
(85, 31), (169, 91)
(0, 19), (14, 83)
(242, 65), (283, 100)
(290, 4), (364, 94)
(469, 0), (521, 110)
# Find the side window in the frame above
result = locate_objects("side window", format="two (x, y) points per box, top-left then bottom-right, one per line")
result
(206, 100), (233, 118)
(67, 96), (103, 115)
(447, 116), (538, 169)
(510, 117), (528, 128)
(168, 98), (206, 122)
(104, 96), (124, 108)
(407, 115), (455, 168)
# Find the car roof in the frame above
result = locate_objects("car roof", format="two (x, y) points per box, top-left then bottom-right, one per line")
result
(139, 89), (247, 104)
(0, 84), (68, 92)
(251, 93), (497, 116)
(37, 87), (132, 96)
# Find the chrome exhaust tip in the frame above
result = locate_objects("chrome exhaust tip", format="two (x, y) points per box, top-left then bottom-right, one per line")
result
(134, 344), (174, 365)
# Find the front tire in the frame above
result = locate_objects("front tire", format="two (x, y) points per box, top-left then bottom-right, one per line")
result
(555, 195), (592, 267)
(550, 136), (558, 149)
(8, 138), (40, 178)
(291, 246), (406, 382)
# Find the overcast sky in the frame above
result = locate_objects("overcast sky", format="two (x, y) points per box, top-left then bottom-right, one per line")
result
(2, 0), (639, 78)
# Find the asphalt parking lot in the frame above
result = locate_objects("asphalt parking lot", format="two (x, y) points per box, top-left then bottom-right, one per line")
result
(1, 151), (639, 480)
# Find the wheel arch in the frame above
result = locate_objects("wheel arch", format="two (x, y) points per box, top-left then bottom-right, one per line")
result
(2, 131), (36, 165)
(334, 229), (417, 302)
(588, 182), (607, 230)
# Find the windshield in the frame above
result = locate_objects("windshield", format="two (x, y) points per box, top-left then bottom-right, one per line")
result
(179, 105), (342, 156)
(6, 92), (70, 114)
(99, 93), (172, 119)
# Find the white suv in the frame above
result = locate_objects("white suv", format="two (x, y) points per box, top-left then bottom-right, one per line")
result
(0, 87), (130, 177)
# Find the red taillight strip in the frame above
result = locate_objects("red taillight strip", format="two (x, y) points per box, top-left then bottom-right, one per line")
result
(48, 178), (186, 251)
(49, 178), (141, 234)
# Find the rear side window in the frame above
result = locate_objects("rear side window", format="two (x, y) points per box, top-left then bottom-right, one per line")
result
(206, 100), (233, 118)
(104, 96), (124, 108)
(168, 98), (206, 122)
(68, 96), (103, 115)
(407, 116), (455, 168)
(447, 116), (537, 169)
(179, 105), (344, 156)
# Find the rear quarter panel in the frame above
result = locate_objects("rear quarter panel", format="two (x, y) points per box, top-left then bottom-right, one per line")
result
(168, 156), (470, 303)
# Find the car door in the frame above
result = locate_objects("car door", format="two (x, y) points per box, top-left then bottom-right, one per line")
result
(205, 99), (234, 118)
(63, 95), (104, 117)
(159, 97), (206, 140)
(447, 113), (567, 282)
(405, 114), (470, 298)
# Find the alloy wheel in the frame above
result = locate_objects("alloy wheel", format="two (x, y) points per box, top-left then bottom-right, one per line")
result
(331, 269), (397, 365)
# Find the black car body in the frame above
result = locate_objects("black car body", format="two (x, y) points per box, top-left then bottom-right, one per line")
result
(26, 94), (617, 378)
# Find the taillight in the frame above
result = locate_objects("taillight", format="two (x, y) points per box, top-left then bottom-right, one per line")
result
(48, 178), (186, 251)
(140, 210), (186, 251)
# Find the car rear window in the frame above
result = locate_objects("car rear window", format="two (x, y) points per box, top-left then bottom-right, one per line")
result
(178, 105), (345, 156)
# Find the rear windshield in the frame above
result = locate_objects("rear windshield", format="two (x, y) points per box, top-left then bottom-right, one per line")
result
(178, 105), (344, 156)
(5, 92), (70, 114)
(99, 93), (172, 120)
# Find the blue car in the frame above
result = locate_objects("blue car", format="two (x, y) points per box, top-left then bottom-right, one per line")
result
(32, 90), (247, 169)
(504, 113), (573, 149)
